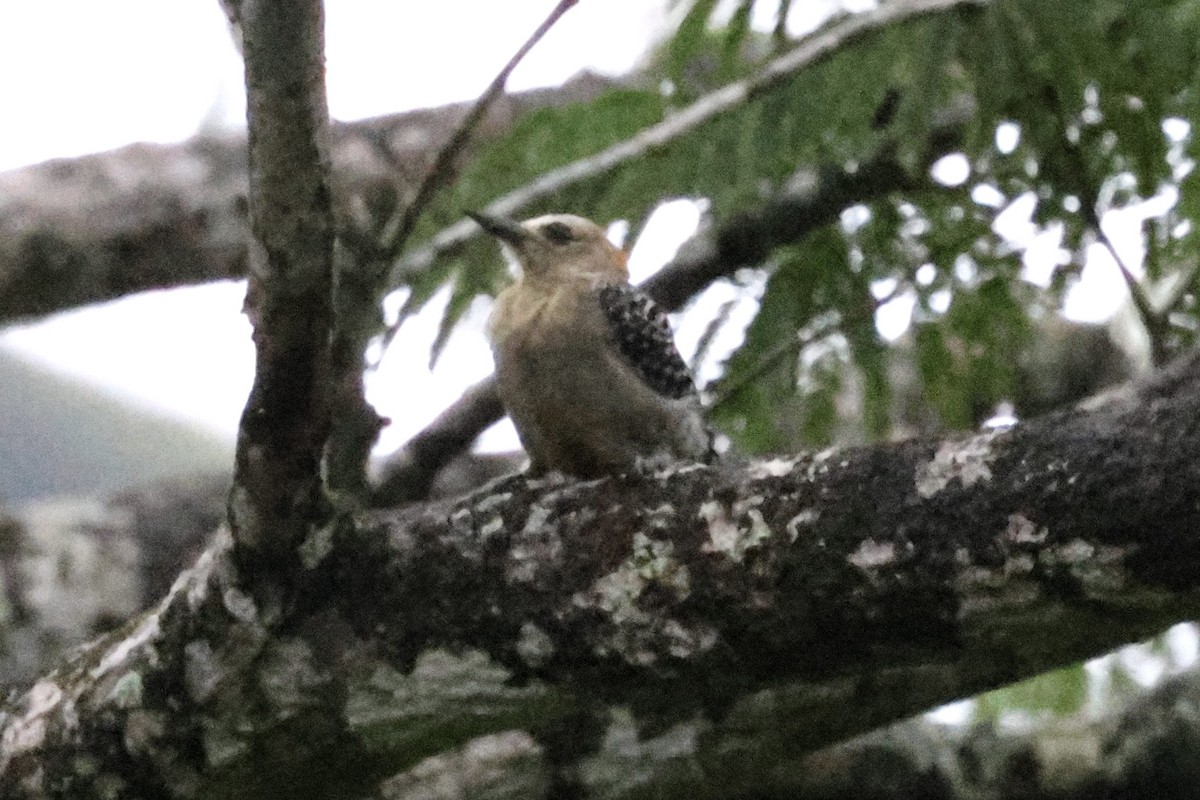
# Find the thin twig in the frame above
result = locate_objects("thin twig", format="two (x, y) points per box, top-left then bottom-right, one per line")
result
(1041, 84), (1169, 368)
(1096, 223), (1168, 365)
(772, 0), (794, 50)
(707, 317), (837, 412)
(379, 0), (580, 257)
(689, 297), (738, 373)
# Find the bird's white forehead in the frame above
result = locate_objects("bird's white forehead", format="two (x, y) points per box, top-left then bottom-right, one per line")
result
(521, 213), (607, 238)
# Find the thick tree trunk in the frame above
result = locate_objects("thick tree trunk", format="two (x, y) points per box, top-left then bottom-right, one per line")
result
(1, 348), (1197, 798)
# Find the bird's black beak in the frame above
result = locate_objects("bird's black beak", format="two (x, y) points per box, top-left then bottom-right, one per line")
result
(466, 210), (528, 246)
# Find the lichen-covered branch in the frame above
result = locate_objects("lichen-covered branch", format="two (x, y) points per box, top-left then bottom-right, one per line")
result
(0, 477), (227, 690)
(0, 75), (618, 328)
(228, 0), (334, 572)
(0, 137), (250, 325)
(2, 348), (1197, 798)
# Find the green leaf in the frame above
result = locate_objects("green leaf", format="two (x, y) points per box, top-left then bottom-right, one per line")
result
(666, 0), (721, 88)
(975, 663), (1089, 719)
(717, 0), (755, 84)
(914, 322), (971, 429)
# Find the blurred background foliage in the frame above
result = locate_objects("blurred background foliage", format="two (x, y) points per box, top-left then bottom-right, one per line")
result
(373, 0), (1200, 728)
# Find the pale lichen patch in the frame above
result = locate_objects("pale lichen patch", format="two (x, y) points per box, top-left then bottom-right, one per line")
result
(1005, 513), (1048, 545)
(516, 622), (555, 668)
(299, 520), (335, 569)
(699, 498), (771, 562)
(644, 503), (677, 532)
(203, 721), (251, 768)
(573, 533), (713, 665)
(183, 641), (221, 705)
(506, 504), (562, 584)
(106, 672), (143, 710)
(785, 509), (819, 542)
(661, 619), (719, 659)
(587, 534), (690, 619)
(381, 730), (545, 799)
(806, 448), (839, 481)
(474, 491), (512, 514)
(1057, 539), (1095, 564)
(479, 515), (505, 538)
(1006, 553), (1036, 576)
(848, 539), (897, 570)
(0, 680), (62, 766)
(748, 457), (797, 479)
(1041, 540), (1132, 600)
(222, 587), (258, 625)
(957, 578), (1045, 619)
(915, 433), (998, 498)
(449, 508), (473, 537)
(183, 530), (232, 612)
(91, 612), (161, 680)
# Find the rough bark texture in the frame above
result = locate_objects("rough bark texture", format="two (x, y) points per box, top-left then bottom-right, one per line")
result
(228, 0), (335, 580)
(0, 74), (617, 328)
(1, 348), (1196, 799)
(0, 477), (228, 690)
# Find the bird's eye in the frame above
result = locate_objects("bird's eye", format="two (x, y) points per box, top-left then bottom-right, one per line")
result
(541, 221), (575, 244)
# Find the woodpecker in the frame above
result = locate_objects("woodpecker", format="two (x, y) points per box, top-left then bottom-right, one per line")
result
(468, 210), (713, 478)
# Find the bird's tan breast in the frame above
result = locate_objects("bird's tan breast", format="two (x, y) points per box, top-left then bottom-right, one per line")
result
(487, 282), (707, 476)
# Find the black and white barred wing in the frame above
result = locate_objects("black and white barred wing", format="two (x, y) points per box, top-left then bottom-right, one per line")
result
(597, 283), (697, 400)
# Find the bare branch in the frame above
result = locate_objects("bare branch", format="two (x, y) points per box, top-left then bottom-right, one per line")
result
(0, 75), (619, 327)
(379, 0), (580, 257)
(372, 377), (506, 504)
(3, 347), (1199, 796)
(228, 0), (334, 570)
(1096, 224), (1169, 366)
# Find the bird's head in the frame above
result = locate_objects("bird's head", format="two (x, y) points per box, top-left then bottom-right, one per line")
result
(467, 211), (628, 284)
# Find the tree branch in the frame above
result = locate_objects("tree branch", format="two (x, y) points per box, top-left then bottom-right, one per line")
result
(3, 346), (1198, 797)
(380, 0), (579, 258)
(0, 477), (228, 691)
(1096, 223), (1170, 366)
(228, 0), (334, 575)
(0, 75), (619, 328)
